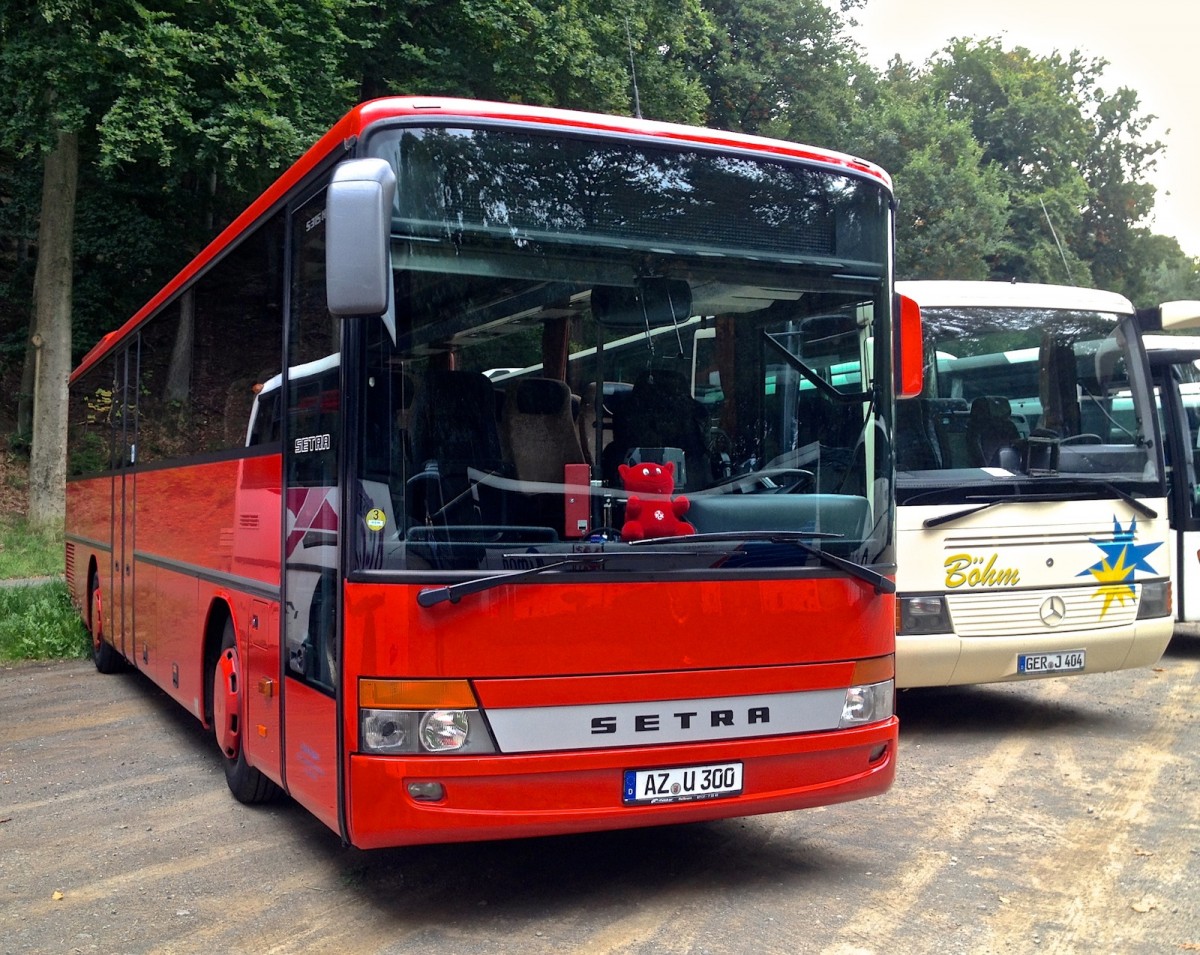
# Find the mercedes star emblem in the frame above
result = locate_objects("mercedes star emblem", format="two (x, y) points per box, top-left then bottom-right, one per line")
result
(1039, 595), (1067, 627)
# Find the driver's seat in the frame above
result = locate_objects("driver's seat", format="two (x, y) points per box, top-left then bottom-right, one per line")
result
(967, 396), (1020, 469)
(607, 368), (712, 492)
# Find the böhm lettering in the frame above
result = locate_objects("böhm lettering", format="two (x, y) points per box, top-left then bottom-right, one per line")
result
(944, 552), (1020, 588)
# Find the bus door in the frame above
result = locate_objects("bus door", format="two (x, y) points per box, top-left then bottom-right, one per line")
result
(1160, 370), (1200, 621)
(114, 344), (138, 666)
(279, 186), (342, 829)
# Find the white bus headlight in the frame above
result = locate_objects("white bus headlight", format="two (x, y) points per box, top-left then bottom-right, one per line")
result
(839, 680), (894, 727)
(897, 595), (950, 634)
(1136, 580), (1171, 619)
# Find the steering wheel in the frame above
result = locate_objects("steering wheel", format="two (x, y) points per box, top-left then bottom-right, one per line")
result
(1061, 433), (1102, 445)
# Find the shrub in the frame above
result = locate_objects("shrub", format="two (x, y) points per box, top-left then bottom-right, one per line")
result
(0, 582), (89, 661)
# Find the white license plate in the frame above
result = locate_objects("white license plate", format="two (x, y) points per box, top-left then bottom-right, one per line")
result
(623, 762), (743, 805)
(1018, 649), (1085, 674)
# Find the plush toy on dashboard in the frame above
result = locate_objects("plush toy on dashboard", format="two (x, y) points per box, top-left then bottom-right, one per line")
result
(618, 461), (696, 540)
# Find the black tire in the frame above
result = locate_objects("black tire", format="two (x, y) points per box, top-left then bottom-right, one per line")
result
(212, 618), (281, 804)
(89, 571), (123, 674)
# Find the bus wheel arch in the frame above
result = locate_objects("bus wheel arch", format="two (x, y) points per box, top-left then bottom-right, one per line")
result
(206, 605), (281, 804)
(88, 560), (122, 674)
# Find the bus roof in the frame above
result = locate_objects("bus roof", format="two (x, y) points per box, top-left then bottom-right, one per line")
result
(1142, 334), (1200, 365)
(73, 97), (891, 383)
(896, 280), (1135, 315)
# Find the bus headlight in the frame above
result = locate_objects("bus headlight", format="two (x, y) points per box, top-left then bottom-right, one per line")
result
(360, 708), (498, 754)
(1136, 580), (1172, 619)
(361, 710), (417, 754)
(358, 678), (498, 755)
(421, 710), (470, 752)
(839, 680), (894, 727)
(896, 595), (950, 634)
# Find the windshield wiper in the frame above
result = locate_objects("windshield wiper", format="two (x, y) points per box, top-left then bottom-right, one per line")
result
(633, 530), (892, 594)
(924, 484), (1157, 529)
(628, 530), (844, 545)
(416, 551), (703, 607)
(1088, 480), (1157, 519)
(418, 556), (603, 607)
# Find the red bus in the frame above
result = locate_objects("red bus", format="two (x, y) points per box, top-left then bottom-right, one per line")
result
(66, 97), (922, 848)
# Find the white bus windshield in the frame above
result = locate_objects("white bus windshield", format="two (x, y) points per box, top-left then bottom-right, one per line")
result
(896, 305), (1158, 501)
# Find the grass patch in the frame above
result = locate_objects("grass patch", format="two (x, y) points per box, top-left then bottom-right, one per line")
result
(0, 515), (64, 579)
(0, 580), (89, 661)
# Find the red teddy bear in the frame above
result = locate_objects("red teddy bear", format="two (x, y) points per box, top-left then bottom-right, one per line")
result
(618, 461), (696, 540)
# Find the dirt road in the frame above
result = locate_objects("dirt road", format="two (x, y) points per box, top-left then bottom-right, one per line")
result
(2, 634), (1198, 954)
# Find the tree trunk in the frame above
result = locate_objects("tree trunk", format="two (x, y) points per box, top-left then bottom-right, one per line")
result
(165, 288), (194, 402)
(27, 129), (79, 531)
(17, 300), (37, 441)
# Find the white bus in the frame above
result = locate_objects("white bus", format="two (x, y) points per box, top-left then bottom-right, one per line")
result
(1141, 334), (1200, 628)
(892, 281), (1173, 687)
(1135, 298), (1200, 628)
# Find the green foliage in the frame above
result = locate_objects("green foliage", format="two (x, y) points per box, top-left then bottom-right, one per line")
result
(693, 0), (862, 141)
(1140, 235), (1200, 301)
(0, 514), (64, 578)
(360, 0), (711, 122)
(2, 0), (1199, 434)
(923, 39), (1095, 284)
(845, 63), (1007, 280)
(0, 580), (88, 661)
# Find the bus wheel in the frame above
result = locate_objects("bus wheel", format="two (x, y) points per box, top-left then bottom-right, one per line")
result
(212, 619), (280, 804)
(89, 571), (122, 674)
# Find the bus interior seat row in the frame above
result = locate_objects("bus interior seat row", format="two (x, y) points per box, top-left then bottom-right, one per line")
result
(896, 395), (1032, 472)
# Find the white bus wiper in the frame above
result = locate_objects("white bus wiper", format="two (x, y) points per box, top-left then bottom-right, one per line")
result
(631, 530), (893, 595)
(923, 484), (1157, 529)
(1085, 480), (1157, 519)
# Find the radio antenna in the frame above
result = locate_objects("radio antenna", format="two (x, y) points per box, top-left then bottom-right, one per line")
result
(1039, 197), (1073, 284)
(625, 19), (642, 119)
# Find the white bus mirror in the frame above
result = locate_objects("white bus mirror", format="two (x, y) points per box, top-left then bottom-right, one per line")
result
(1140, 299), (1200, 332)
(326, 158), (396, 317)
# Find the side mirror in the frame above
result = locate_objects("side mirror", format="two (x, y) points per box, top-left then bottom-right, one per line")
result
(326, 158), (396, 317)
(1138, 300), (1200, 332)
(895, 293), (923, 398)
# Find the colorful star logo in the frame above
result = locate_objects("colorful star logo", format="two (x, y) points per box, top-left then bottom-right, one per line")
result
(1077, 517), (1161, 618)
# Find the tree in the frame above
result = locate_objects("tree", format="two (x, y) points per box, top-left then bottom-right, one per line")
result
(919, 38), (1167, 294)
(923, 39), (1093, 284)
(693, 0), (864, 141)
(0, 0), (362, 528)
(1076, 82), (1163, 301)
(846, 60), (1008, 280)
(1139, 235), (1200, 303)
(358, 0), (711, 123)
(0, 1), (96, 529)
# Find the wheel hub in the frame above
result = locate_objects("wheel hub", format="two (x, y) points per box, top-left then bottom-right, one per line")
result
(213, 646), (242, 758)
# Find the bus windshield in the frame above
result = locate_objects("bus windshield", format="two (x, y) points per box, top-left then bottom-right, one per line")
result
(350, 125), (893, 573)
(896, 304), (1158, 500)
